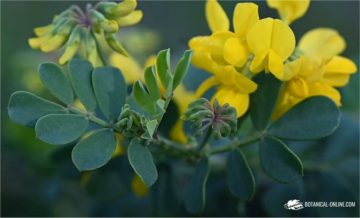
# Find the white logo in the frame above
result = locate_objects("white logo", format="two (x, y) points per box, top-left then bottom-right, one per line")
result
(284, 199), (304, 210)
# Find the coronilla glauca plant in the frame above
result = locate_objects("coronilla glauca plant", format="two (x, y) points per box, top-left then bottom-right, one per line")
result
(7, 0), (357, 215)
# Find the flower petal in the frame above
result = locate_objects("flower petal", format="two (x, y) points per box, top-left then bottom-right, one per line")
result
(116, 10), (143, 27)
(110, 53), (143, 83)
(325, 55), (357, 75)
(206, 0), (230, 32)
(287, 77), (309, 98)
(223, 37), (249, 67)
(267, 0), (310, 24)
(170, 120), (188, 144)
(298, 28), (346, 60)
(268, 49), (285, 79)
(308, 82), (341, 106)
(195, 76), (219, 97)
(247, 18), (295, 76)
(213, 87), (249, 117)
(233, 3), (259, 39)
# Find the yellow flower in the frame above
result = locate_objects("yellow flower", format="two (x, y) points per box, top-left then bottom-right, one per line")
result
(196, 65), (257, 117)
(205, 0), (229, 32)
(267, 0), (310, 24)
(131, 175), (149, 197)
(273, 28), (357, 119)
(321, 55), (357, 87)
(29, 1), (142, 65)
(298, 28), (346, 61)
(247, 18), (296, 80)
(223, 3), (259, 68)
(110, 52), (145, 83)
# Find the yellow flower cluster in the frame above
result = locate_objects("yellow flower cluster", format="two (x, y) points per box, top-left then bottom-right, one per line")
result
(28, 0), (142, 66)
(189, 0), (357, 119)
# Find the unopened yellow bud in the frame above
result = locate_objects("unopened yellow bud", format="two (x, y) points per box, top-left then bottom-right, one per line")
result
(28, 35), (51, 49)
(59, 27), (81, 64)
(109, 0), (137, 18)
(85, 33), (103, 67)
(116, 10), (143, 27)
(40, 34), (67, 52)
(89, 9), (119, 33)
(34, 24), (53, 36)
(97, 2), (118, 16)
(105, 33), (128, 56)
(101, 19), (119, 33)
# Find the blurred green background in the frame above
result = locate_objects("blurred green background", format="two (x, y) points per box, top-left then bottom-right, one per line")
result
(1, 1), (359, 216)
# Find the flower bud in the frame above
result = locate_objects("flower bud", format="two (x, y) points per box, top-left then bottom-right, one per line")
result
(109, 0), (137, 18)
(183, 98), (237, 138)
(34, 24), (53, 36)
(59, 26), (81, 64)
(116, 10), (143, 27)
(40, 34), (67, 52)
(86, 34), (103, 67)
(89, 9), (119, 33)
(28, 34), (51, 49)
(116, 104), (146, 138)
(104, 32), (128, 56)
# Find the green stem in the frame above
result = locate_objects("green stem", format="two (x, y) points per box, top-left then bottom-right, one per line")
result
(208, 133), (262, 155)
(154, 135), (195, 157)
(197, 127), (212, 152)
(68, 105), (109, 127)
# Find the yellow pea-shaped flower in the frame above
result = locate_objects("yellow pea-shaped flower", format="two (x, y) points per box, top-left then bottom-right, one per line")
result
(206, 0), (229, 33)
(298, 28), (346, 61)
(247, 18), (295, 80)
(267, 0), (310, 24)
(322, 55), (357, 87)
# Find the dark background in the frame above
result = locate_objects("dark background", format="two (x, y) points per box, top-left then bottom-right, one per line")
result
(1, 0), (359, 216)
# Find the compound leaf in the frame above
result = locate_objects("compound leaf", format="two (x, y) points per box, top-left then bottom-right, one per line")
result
(249, 73), (281, 130)
(8, 91), (66, 127)
(259, 137), (303, 183)
(39, 62), (74, 104)
(72, 128), (116, 171)
(68, 59), (97, 111)
(128, 138), (158, 187)
(269, 96), (340, 140)
(227, 148), (255, 200)
(185, 158), (210, 215)
(35, 114), (88, 145)
(173, 50), (192, 90)
(92, 67), (126, 120)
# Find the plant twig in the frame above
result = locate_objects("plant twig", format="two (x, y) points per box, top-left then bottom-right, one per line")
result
(208, 132), (262, 155)
(68, 105), (109, 127)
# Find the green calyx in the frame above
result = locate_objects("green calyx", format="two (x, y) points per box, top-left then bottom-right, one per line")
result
(183, 98), (237, 139)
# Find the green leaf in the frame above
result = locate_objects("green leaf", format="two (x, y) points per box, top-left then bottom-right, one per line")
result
(35, 114), (89, 145)
(72, 128), (116, 171)
(250, 73), (281, 130)
(92, 67), (126, 120)
(226, 149), (255, 200)
(68, 59), (97, 111)
(259, 137), (303, 183)
(127, 138), (158, 187)
(185, 158), (210, 215)
(156, 49), (172, 88)
(146, 119), (158, 138)
(8, 91), (66, 127)
(144, 66), (161, 101)
(269, 96), (340, 140)
(39, 62), (74, 104)
(172, 50), (192, 90)
(133, 81), (156, 114)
